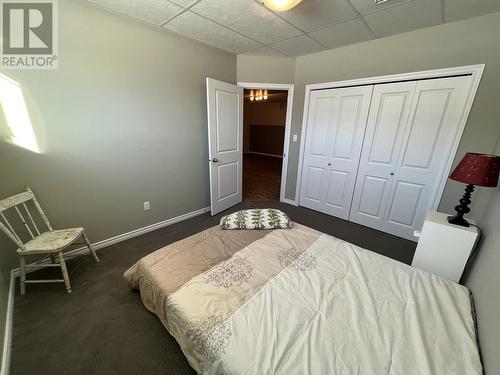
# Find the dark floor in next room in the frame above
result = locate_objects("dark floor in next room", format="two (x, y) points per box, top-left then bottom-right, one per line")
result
(243, 153), (282, 201)
(10, 201), (416, 375)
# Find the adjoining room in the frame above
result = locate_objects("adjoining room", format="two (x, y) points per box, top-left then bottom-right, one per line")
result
(243, 88), (289, 201)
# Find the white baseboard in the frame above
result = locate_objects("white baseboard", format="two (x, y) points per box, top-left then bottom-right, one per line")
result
(12, 206), (211, 277)
(3, 206), (211, 373)
(1, 271), (15, 375)
(281, 198), (298, 206)
(67, 206), (211, 257)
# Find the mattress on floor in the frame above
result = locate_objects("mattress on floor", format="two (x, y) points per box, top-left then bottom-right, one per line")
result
(124, 223), (483, 375)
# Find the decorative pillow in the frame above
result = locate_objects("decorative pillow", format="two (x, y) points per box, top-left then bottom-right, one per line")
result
(220, 209), (292, 230)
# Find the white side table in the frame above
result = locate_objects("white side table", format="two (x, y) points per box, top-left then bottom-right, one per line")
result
(411, 211), (479, 282)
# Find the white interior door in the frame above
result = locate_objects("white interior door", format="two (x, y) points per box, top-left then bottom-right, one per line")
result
(299, 86), (373, 219)
(349, 81), (416, 230)
(350, 76), (474, 240)
(206, 78), (243, 215)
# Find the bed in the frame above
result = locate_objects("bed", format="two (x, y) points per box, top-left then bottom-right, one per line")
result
(124, 222), (483, 374)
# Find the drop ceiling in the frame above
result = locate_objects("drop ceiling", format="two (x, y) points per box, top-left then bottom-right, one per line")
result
(87, 0), (500, 57)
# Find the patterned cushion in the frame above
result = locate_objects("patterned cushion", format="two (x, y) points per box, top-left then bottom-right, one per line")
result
(220, 209), (292, 230)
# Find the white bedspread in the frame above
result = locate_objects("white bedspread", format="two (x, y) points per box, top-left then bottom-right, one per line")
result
(127, 226), (483, 374)
(204, 234), (482, 374)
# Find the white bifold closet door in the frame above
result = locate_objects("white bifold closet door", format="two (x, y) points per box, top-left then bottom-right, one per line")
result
(350, 76), (474, 240)
(299, 86), (373, 219)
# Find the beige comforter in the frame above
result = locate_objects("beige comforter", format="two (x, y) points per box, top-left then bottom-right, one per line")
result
(124, 223), (482, 375)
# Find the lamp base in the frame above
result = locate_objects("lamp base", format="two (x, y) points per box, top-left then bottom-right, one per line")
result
(447, 214), (470, 227)
(447, 184), (474, 228)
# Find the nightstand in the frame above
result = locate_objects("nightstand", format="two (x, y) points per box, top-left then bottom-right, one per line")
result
(411, 211), (479, 282)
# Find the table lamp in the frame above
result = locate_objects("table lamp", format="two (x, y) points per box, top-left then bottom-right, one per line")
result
(448, 152), (500, 227)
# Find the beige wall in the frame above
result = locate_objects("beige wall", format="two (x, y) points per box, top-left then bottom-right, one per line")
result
(0, 0), (236, 365)
(237, 55), (295, 84)
(245, 101), (287, 127)
(282, 12), (500, 220)
(465, 138), (500, 374)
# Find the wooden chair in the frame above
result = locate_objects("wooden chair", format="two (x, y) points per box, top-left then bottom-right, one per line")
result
(0, 187), (99, 294)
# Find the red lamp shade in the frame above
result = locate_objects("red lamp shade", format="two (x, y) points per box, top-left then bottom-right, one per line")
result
(449, 153), (500, 187)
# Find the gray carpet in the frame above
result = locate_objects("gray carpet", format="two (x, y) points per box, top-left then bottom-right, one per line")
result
(10, 202), (416, 375)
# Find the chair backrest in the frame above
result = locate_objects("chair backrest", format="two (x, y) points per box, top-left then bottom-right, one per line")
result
(0, 187), (53, 250)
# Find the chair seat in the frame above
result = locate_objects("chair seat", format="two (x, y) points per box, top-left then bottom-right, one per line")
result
(17, 228), (84, 255)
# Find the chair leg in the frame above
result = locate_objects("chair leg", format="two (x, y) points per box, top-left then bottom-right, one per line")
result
(19, 256), (26, 296)
(82, 232), (99, 263)
(57, 252), (72, 294)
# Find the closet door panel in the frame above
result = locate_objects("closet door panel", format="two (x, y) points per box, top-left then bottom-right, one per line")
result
(385, 181), (424, 227)
(350, 81), (416, 229)
(300, 86), (372, 219)
(309, 96), (334, 156)
(367, 93), (410, 164)
(325, 170), (349, 208)
(356, 175), (389, 218)
(323, 88), (373, 218)
(332, 95), (366, 160)
(400, 89), (451, 169)
(299, 92), (335, 212)
(383, 76), (474, 239)
(303, 166), (325, 203)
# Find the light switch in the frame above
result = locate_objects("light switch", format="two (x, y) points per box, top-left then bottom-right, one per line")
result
(292, 134), (298, 142)
(144, 201), (151, 211)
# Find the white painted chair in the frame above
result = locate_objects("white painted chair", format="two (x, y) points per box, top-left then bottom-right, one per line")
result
(0, 187), (99, 295)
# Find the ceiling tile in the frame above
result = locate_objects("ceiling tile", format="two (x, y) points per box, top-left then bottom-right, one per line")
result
(349, 0), (414, 15)
(168, 0), (199, 7)
(191, 0), (302, 45)
(444, 0), (500, 22)
(277, 0), (358, 32)
(363, 0), (442, 37)
(270, 35), (325, 57)
(88, 0), (182, 25)
(164, 11), (263, 53)
(243, 46), (287, 56)
(309, 18), (374, 49)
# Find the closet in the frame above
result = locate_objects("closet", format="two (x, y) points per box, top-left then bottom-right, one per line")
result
(299, 74), (475, 241)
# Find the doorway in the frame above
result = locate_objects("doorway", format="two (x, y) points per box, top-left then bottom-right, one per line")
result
(242, 88), (289, 202)
(206, 80), (294, 215)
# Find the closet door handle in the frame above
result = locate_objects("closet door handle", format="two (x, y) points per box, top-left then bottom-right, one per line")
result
(390, 172), (394, 176)
(327, 163), (331, 166)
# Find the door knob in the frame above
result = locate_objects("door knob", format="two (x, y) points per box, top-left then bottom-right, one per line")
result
(328, 163), (331, 166)
(211, 158), (219, 163)
(390, 172), (394, 175)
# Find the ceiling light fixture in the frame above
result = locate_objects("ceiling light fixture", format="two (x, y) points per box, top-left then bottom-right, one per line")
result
(261, 0), (303, 12)
(250, 89), (268, 101)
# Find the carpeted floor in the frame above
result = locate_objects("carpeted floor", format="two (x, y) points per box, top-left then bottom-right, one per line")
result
(10, 201), (416, 375)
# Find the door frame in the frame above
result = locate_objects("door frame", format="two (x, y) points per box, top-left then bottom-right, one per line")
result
(296, 64), (485, 213)
(237, 82), (295, 205)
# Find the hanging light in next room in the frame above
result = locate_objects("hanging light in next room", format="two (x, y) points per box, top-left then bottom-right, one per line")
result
(249, 89), (268, 101)
(261, 0), (303, 11)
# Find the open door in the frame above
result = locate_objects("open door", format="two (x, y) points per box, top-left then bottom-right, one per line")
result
(206, 78), (243, 215)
